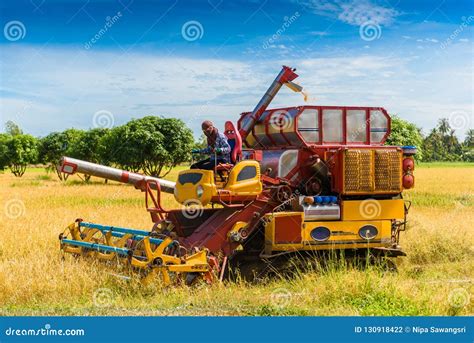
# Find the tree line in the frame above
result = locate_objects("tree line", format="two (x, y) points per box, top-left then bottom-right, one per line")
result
(0, 116), (194, 178)
(385, 116), (473, 162)
(0, 115), (472, 179)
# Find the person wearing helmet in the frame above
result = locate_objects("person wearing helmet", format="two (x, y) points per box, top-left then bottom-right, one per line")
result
(191, 120), (231, 170)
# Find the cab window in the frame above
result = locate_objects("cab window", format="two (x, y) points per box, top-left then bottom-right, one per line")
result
(237, 166), (257, 182)
(178, 173), (203, 185)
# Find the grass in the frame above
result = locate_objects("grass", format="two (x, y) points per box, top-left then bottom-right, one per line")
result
(418, 161), (474, 168)
(0, 164), (473, 316)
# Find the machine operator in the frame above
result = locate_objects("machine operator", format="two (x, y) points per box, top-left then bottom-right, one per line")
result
(191, 120), (231, 170)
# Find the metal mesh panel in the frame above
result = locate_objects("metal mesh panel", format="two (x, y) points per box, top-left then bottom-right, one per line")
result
(343, 149), (401, 194)
(344, 150), (373, 192)
(375, 149), (401, 191)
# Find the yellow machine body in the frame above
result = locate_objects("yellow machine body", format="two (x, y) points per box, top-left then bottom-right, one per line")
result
(263, 199), (405, 254)
(174, 169), (216, 206)
(174, 160), (263, 206)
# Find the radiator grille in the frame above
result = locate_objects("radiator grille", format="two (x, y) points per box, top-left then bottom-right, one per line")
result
(343, 148), (401, 194)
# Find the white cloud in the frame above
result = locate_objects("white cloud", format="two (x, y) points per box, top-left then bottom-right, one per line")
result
(0, 44), (472, 138)
(298, 0), (399, 26)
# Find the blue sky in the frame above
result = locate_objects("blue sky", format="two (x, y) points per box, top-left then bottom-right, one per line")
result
(0, 0), (473, 138)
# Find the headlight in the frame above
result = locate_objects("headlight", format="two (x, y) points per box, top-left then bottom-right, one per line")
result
(196, 185), (204, 198)
(358, 225), (378, 240)
(310, 226), (331, 242)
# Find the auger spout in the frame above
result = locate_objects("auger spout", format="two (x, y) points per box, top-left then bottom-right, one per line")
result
(238, 65), (300, 141)
(60, 156), (176, 194)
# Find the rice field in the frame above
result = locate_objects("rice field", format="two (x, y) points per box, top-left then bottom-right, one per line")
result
(0, 163), (473, 316)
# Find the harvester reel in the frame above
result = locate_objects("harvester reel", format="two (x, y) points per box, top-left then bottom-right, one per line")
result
(60, 221), (213, 287)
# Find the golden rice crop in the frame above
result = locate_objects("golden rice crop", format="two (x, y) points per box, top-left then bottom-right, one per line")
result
(0, 164), (472, 315)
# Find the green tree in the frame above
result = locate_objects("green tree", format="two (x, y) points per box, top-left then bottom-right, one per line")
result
(39, 129), (84, 180)
(461, 129), (474, 162)
(102, 116), (194, 177)
(422, 118), (462, 161)
(67, 128), (108, 181)
(148, 117), (193, 176)
(194, 133), (207, 150)
(0, 133), (11, 171)
(464, 129), (474, 147)
(385, 115), (423, 161)
(4, 120), (23, 136)
(6, 134), (39, 177)
(101, 124), (144, 172)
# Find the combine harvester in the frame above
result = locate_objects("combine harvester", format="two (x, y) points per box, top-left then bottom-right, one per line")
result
(59, 66), (416, 285)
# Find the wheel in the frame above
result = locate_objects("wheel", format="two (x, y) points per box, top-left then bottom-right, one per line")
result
(273, 185), (293, 203)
